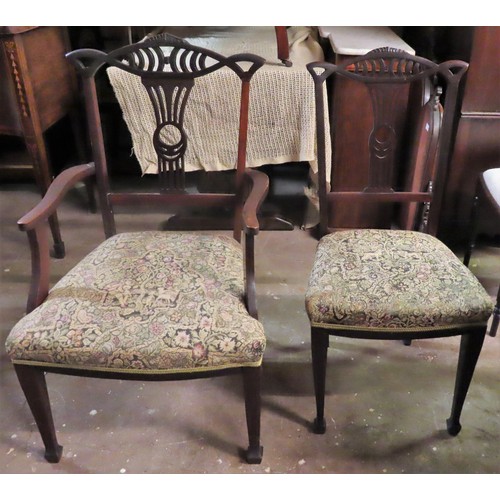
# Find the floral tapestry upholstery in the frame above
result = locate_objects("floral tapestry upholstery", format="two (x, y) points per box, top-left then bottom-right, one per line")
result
(306, 230), (494, 333)
(6, 232), (265, 374)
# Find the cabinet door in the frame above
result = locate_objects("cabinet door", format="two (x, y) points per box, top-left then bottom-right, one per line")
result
(439, 27), (500, 241)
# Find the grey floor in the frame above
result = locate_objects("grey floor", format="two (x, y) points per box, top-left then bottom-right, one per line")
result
(0, 170), (499, 474)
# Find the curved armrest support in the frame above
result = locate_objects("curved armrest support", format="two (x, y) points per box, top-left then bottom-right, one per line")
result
(18, 163), (96, 313)
(18, 163), (96, 231)
(242, 169), (268, 319)
(242, 169), (269, 236)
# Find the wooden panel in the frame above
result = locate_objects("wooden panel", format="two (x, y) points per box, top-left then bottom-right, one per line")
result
(0, 26), (37, 35)
(20, 27), (77, 132)
(329, 53), (409, 228)
(438, 26), (500, 242)
(0, 42), (23, 135)
(439, 116), (500, 241)
(461, 27), (500, 114)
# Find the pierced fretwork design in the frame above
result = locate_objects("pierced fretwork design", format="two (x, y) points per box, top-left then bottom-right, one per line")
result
(124, 37), (216, 75)
(67, 33), (263, 81)
(66, 34), (265, 196)
(348, 47), (436, 81)
(143, 78), (194, 191)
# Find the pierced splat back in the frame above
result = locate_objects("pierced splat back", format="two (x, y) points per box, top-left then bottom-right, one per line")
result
(143, 72), (193, 193)
(67, 34), (265, 240)
(308, 48), (468, 236)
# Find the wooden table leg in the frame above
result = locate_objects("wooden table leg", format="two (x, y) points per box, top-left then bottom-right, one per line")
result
(3, 35), (66, 258)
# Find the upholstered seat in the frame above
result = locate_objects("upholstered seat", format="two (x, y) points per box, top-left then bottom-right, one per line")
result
(306, 230), (493, 333)
(6, 232), (265, 374)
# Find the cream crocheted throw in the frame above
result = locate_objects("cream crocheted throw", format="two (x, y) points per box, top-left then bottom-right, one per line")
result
(106, 26), (331, 178)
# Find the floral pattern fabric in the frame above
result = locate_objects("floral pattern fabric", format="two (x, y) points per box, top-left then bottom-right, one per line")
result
(6, 232), (265, 373)
(306, 230), (493, 332)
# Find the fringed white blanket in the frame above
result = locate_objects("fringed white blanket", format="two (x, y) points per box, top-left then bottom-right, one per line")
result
(107, 26), (331, 180)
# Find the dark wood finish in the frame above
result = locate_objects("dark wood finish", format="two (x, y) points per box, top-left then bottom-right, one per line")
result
(274, 27), (291, 67)
(11, 35), (268, 465)
(18, 163), (95, 231)
(308, 49), (467, 237)
(307, 50), (488, 438)
(463, 169), (500, 268)
(311, 331), (328, 434)
(446, 332), (486, 435)
(439, 27), (500, 242)
(461, 28), (500, 114)
(243, 170), (268, 320)
(14, 365), (63, 463)
(325, 52), (411, 228)
(0, 26), (86, 258)
(464, 168), (500, 337)
(242, 169), (269, 235)
(242, 367), (263, 464)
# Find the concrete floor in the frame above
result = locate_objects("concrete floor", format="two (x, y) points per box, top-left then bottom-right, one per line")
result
(0, 169), (499, 474)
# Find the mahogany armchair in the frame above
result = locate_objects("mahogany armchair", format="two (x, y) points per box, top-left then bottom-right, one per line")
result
(306, 49), (493, 437)
(5, 35), (269, 464)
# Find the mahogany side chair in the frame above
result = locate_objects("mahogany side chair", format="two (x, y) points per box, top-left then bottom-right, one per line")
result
(306, 48), (494, 437)
(463, 167), (500, 337)
(5, 35), (269, 464)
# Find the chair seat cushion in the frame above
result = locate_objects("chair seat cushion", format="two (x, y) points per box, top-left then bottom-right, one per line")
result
(6, 232), (265, 374)
(306, 230), (494, 333)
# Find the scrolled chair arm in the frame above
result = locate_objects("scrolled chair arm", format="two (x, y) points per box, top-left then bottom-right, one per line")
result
(18, 163), (96, 231)
(17, 162), (96, 313)
(241, 168), (269, 320)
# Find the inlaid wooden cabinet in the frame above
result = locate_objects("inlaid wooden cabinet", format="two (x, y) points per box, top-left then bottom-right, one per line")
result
(0, 26), (84, 257)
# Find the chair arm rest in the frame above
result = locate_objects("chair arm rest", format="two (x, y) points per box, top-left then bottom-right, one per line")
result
(18, 163), (96, 231)
(242, 169), (269, 235)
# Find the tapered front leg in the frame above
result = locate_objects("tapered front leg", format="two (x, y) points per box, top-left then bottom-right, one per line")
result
(489, 284), (499, 337)
(446, 331), (486, 436)
(311, 330), (329, 434)
(242, 366), (263, 464)
(14, 364), (63, 463)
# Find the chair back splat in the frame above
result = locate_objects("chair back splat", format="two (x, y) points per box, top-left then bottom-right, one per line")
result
(67, 34), (265, 241)
(308, 48), (468, 237)
(5, 35), (268, 465)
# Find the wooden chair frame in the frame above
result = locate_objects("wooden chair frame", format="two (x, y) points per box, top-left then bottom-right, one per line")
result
(310, 48), (468, 237)
(10, 34), (269, 464)
(307, 49), (489, 437)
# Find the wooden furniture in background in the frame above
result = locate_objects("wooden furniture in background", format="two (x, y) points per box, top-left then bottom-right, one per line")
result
(439, 26), (500, 242)
(0, 26), (86, 258)
(464, 167), (500, 337)
(306, 50), (493, 440)
(318, 27), (416, 229)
